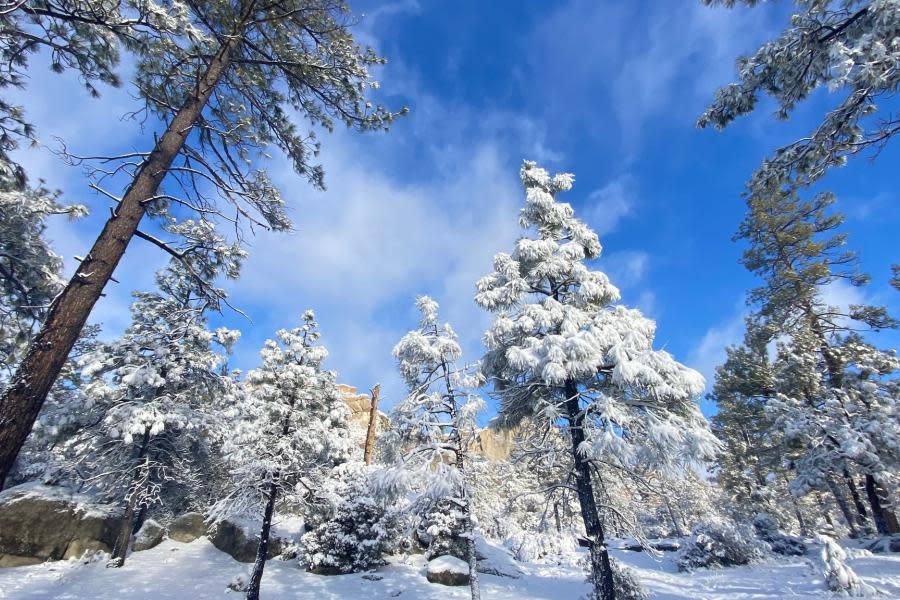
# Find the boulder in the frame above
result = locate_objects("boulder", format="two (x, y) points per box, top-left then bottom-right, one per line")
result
(866, 535), (900, 554)
(168, 512), (207, 543)
(426, 555), (470, 586)
(475, 537), (522, 579)
(0, 483), (122, 566)
(133, 519), (166, 552)
(208, 518), (282, 563)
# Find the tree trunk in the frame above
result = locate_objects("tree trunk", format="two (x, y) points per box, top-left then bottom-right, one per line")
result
(843, 470), (871, 533)
(109, 429), (151, 567)
(564, 380), (615, 600)
(246, 479), (278, 600)
(827, 476), (859, 538)
(438, 356), (480, 600)
(554, 502), (562, 534)
(661, 494), (685, 538)
(0, 6), (254, 489)
(363, 384), (380, 465)
(864, 474), (899, 535)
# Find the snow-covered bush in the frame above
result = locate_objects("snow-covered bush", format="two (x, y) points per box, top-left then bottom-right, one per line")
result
(677, 521), (766, 571)
(818, 535), (877, 597)
(226, 574), (248, 592)
(504, 525), (580, 565)
(753, 513), (806, 556)
(416, 497), (469, 560)
(302, 478), (399, 574)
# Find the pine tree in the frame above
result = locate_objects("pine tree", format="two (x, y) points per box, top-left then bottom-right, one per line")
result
(475, 161), (717, 600)
(0, 183), (86, 378)
(211, 311), (355, 600)
(387, 296), (483, 600)
(699, 1), (900, 206)
(707, 321), (814, 530)
(71, 259), (241, 566)
(0, 0), (406, 486)
(735, 188), (899, 535)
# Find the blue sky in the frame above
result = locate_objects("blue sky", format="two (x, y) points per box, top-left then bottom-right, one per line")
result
(10, 0), (900, 414)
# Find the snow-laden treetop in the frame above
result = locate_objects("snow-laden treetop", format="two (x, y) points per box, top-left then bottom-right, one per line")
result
(476, 161), (717, 470)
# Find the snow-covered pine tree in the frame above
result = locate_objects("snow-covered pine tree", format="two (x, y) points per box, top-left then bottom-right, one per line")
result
(0, 0), (407, 487)
(737, 188), (900, 535)
(212, 310), (355, 600)
(388, 296), (483, 600)
(818, 534), (877, 596)
(0, 182), (86, 380)
(699, 1), (900, 212)
(71, 259), (240, 566)
(707, 321), (817, 532)
(475, 161), (717, 600)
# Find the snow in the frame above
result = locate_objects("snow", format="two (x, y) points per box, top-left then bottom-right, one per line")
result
(427, 555), (469, 576)
(1, 537), (898, 599)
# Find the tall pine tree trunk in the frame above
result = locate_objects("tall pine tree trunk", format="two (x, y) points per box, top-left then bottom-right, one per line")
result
(864, 474), (899, 535)
(0, 4), (255, 489)
(565, 380), (615, 600)
(246, 479), (278, 600)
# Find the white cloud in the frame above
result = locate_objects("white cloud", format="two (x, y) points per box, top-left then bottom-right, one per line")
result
(688, 300), (748, 391)
(585, 175), (636, 237)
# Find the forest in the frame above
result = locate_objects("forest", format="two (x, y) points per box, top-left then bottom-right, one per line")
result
(0, 1), (899, 599)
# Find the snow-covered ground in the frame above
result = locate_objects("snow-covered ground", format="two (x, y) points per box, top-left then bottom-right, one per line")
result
(0, 537), (898, 599)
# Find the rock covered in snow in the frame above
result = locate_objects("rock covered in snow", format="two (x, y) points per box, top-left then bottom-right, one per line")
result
(475, 537), (522, 579)
(865, 535), (900, 554)
(209, 517), (283, 563)
(132, 519), (166, 552)
(0, 482), (122, 566)
(168, 512), (207, 543)
(426, 554), (470, 586)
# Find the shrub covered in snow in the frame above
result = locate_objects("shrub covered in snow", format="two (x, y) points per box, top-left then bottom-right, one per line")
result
(503, 525), (580, 565)
(677, 521), (766, 571)
(416, 497), (469, 560)
(818, 535), (877, 597)
(579, 556), (648, 600)
(753, 513), (806, 556)
(301, 479), (399, 574)
(226, 574), (248, 592)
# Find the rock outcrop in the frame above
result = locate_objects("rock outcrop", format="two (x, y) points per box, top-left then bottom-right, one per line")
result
(0, 483), (122, 567)
(132, 519), (166, 552)
(168, 512), (207, 543)
(426, 555), (470, 586)
(208, 518), (283, 563)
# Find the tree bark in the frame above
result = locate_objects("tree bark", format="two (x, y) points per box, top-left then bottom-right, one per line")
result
(564, 380), (615, 600)
(864, 474), (899, 535)
(109, 428), (151, 567)
(246, 479), (277, 600)
(439, 355), (479, 600)
(843, 470), (871, 533)
(0, 5), (254, 489)
(363, 384), (380, 465)
(827, 476), (859, 538)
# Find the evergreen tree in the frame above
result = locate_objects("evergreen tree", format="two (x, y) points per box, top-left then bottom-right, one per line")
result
(0, 0), (406, 486)
(699, 0), (900, 207)
(0, 183), (85, 378)
(71, 259), (241, 566)
(211, 311), (355, 600)
(387, 296), (483, 600)
(734, 187), (899, 535)
(475, 161), (717, 600)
